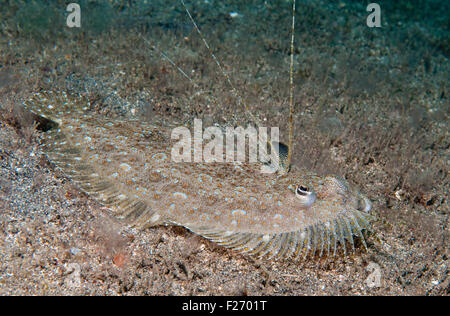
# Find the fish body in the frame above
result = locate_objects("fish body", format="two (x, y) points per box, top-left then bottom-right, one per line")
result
(24, 90), (373, 259)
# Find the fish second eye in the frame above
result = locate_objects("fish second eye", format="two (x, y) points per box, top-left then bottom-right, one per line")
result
(294, 184), (316, 207)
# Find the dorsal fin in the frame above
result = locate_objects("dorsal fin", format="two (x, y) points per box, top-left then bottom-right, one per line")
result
(23, 90), (90, 124)
(180, 209), (372, 260)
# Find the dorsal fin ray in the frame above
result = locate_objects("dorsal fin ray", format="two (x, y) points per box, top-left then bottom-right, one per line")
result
(181, 210), (372, 259)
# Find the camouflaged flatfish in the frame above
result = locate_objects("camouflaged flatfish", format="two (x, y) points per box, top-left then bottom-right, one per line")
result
(24, 90), (373, 260)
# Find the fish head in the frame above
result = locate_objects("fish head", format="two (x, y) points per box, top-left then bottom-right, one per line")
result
(286, 172), (372, 215)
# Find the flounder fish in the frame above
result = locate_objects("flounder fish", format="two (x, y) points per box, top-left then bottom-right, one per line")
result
(23, 90), (373, 260)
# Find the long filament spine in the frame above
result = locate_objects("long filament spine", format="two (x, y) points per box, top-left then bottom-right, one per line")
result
(287, 0), (296, 170)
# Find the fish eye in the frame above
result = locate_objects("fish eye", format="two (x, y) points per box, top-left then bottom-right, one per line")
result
(296, 185), (309, 195)
(356, 197), (364, 211)
(357, 196), (372, 212)
(295, 184), (316, 207)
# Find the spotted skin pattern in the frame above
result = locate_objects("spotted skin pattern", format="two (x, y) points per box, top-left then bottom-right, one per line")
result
(24, 90), (373, 260)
